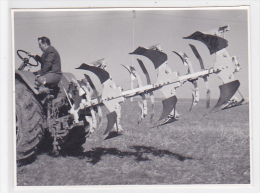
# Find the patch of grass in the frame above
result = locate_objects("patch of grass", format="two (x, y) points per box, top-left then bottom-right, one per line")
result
(17, 100), (250, 186)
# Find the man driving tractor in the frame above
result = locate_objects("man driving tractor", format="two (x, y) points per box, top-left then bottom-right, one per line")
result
(31, 36), (62, 89)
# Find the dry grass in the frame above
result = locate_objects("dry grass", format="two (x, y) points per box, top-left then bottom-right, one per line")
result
(17, 99), (250, 186)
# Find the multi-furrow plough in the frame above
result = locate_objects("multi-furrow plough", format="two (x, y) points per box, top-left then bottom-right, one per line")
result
(68, 25), (243, 137)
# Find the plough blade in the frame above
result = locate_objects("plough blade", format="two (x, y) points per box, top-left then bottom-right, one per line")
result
(130, 47), (178, 124)
(83, 74), (103, 128)
(121, 64), (130, 74)
(77, 79), (97, 132)
(84, 74), (98, 95)
(121, 64), (136, 102)
(173, 51), (189, 67)
(183, 31), (228, 55)
(173, 51), (199, 111)
(206, 89), (211, 109)
(136, 59), (155, 121)
(159, 96), (177, 121)
(122, 65), (143, 87)
(189, 83), (199, 111)
(151, 55), (180, 123)
(76, 63), (110, 84)
(189, 44), (211, 108)
(137, 59), (151, 85)
(189, 44), (204, 69)
(214, 80), (240, 108)
(121, 64), (148, 123)
(101, 79), (124, 134)
(70, 86), (82, 110)
(77, 62), (124, 135)
(104, 111), (117, 135)
(129, 46), (167, 69)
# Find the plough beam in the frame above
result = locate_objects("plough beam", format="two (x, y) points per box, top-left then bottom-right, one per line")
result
(82, 68), (215, 108)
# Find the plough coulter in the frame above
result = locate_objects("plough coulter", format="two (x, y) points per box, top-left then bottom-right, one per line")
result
(15, 25), (244, 163)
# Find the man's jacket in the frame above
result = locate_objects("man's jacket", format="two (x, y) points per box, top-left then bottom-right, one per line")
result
(35, 46), (62, 76)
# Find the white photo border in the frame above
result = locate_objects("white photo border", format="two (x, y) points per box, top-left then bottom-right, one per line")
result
(1, 1), (259, 193)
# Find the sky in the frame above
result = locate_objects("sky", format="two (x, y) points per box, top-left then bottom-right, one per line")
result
(13, 8), (249, 99)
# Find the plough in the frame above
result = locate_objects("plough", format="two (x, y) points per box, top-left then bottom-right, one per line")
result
(67, 25), (243, 137)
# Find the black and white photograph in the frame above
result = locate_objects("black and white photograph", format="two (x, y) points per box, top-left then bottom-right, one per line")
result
(11, 6), (252, 188)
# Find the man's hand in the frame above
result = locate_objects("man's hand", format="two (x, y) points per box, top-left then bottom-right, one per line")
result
(28, 54), (41, 63)
(27, 52), (36, 57)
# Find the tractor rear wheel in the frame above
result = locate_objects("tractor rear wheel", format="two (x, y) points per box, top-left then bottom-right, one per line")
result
(16, 79), (45, 165)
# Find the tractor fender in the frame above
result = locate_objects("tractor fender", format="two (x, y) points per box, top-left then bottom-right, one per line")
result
(15, 70), (39, 94)
(15, 70), (77, 95)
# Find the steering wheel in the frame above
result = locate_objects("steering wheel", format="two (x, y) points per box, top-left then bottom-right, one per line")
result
(17, 50), (39, 67)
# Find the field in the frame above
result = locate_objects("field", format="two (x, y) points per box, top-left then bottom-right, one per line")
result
(17, 99), (250, 186)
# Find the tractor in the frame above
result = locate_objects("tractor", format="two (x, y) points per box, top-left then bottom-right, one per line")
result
(15, 50), (89, 164)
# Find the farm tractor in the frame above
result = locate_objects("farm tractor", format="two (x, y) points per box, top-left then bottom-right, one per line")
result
(15, 25), (244, 164)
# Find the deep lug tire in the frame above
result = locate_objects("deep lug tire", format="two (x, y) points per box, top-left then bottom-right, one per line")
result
(15, 79), (44, 164)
